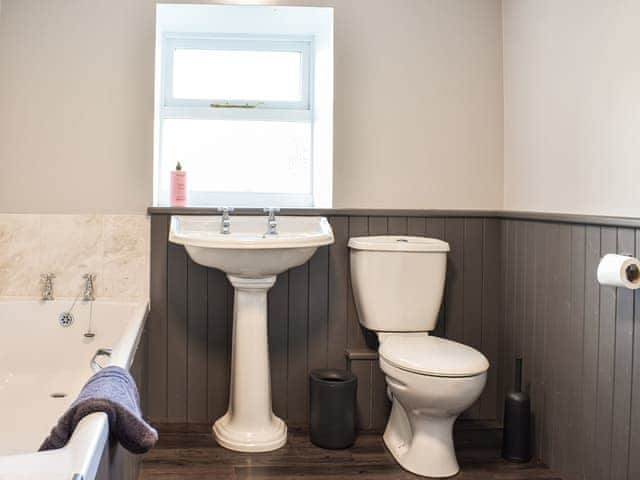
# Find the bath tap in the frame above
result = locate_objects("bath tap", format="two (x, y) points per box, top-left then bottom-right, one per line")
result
(40, 273), (55, 301)
(218, 207), (234, 235)
(264, 208), (280, 236)
(83, 273), (96, 301)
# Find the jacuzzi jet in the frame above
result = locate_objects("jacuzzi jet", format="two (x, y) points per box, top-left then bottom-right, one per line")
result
(50, 392), (67, 399)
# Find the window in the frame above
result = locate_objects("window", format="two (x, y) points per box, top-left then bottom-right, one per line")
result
(155, 5), (333, 208)
(168, 39), (310, 106)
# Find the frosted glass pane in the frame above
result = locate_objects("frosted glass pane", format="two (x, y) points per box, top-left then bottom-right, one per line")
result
(160, 119), (311, 194)
(173, 49), (302, 101)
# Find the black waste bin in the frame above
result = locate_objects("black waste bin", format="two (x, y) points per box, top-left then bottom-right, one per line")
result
(309, 369), (357, 449)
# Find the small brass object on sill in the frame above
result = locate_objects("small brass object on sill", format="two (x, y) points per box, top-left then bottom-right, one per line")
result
(210, 102), (262, 109)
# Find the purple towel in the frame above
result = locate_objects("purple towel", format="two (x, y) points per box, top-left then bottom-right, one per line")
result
(40, 366), (158, 454)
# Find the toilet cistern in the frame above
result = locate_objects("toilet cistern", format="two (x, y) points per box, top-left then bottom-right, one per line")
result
(169, 215), (334, 452)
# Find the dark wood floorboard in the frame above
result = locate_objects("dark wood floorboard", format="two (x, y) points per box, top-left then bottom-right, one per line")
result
(140, 424), (561, 479)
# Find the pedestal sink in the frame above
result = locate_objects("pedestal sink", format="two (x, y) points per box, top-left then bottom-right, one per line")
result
(169, 215), (334, 452)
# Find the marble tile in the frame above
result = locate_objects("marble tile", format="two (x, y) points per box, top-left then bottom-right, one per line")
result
(40, 215), (104, 297)
(103, 254), (148, 299)
(0, 215), (41, 296)
(0, 214), (149, 300)
(102, 215), (150, 299)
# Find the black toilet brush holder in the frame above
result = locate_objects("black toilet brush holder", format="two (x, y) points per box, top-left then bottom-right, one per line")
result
(502, 358), (531, 462)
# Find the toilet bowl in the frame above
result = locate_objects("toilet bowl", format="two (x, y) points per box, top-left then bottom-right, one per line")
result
(378, 334), (488, 477)
(348, 236), (490, 478)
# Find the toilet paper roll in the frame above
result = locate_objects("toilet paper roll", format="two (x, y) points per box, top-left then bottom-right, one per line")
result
(597, 254), (640, 289)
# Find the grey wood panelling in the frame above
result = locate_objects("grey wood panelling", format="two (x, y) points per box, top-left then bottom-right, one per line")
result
(148, 214), (503, 430)
(269, 271), (289, 419)
(611, 228), (635, 480)
(187, 258), (208, 423)
(582, 226), (600, 480)
(166, 243), (188, 422)
(206, 268), (230, 421)
(327, 217), (348, 371)
(480, 218), (501, 421)
(288, 263), (309, 424)
(566, 225), (585, 480)
(148, 211), (640, 480)
(499, 220), (640, 480)
(630, 230), (640, 480)
(308, 246), (329, 372)
(148, 215), (169, 420)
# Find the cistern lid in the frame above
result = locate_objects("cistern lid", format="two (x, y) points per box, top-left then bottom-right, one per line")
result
(379, 336), (489, 377)
(348, 236), (450, 252)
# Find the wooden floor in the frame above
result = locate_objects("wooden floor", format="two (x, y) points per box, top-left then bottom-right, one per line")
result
(140, 423), (562, 479)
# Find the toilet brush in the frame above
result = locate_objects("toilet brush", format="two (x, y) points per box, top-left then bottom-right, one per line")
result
(501, 358), (531, 462)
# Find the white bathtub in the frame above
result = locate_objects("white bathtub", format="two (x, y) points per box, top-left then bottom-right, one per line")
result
(0, 299), (148, 480)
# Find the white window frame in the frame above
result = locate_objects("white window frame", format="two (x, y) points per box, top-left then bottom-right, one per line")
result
(157, 34), (316, 207)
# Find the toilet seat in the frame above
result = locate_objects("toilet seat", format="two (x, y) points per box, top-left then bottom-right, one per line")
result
(379, 335), (489, 377)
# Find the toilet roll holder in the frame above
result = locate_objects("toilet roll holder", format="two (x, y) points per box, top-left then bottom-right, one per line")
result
(598, 253), (640, 289)
(624, 260), (639, 282)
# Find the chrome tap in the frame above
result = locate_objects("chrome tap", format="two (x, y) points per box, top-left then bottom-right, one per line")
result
(264, 208), (280, 236)
(218, 207), (234, 235)
(83, 273), (96, 301)
(40, 273), (55, 301)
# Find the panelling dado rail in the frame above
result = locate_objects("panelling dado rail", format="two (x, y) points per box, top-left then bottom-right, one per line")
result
(147, 208), (640, 480)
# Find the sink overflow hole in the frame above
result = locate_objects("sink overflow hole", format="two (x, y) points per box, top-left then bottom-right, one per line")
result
(50, 392), (67, 399)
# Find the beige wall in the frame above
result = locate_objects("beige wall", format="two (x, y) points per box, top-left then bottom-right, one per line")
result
(503, 0), (640, 217)
(0, 1), (155, 214)
(0, 0), (504, 214)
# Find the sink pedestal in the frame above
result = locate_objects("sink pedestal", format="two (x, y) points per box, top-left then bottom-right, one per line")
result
(212, 274), (287, 452)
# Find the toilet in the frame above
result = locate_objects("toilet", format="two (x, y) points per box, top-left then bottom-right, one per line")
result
(348, 236), (489, 478)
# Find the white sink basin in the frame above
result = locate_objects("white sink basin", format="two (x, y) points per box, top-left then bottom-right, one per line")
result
(169, 215), (334, 277)
(168, 214), (334, 453)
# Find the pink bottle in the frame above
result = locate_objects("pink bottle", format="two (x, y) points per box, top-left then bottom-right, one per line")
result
(170, 162), (187, 207)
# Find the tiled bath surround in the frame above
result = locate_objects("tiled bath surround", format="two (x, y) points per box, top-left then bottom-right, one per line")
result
(0, 215), (149, 299)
